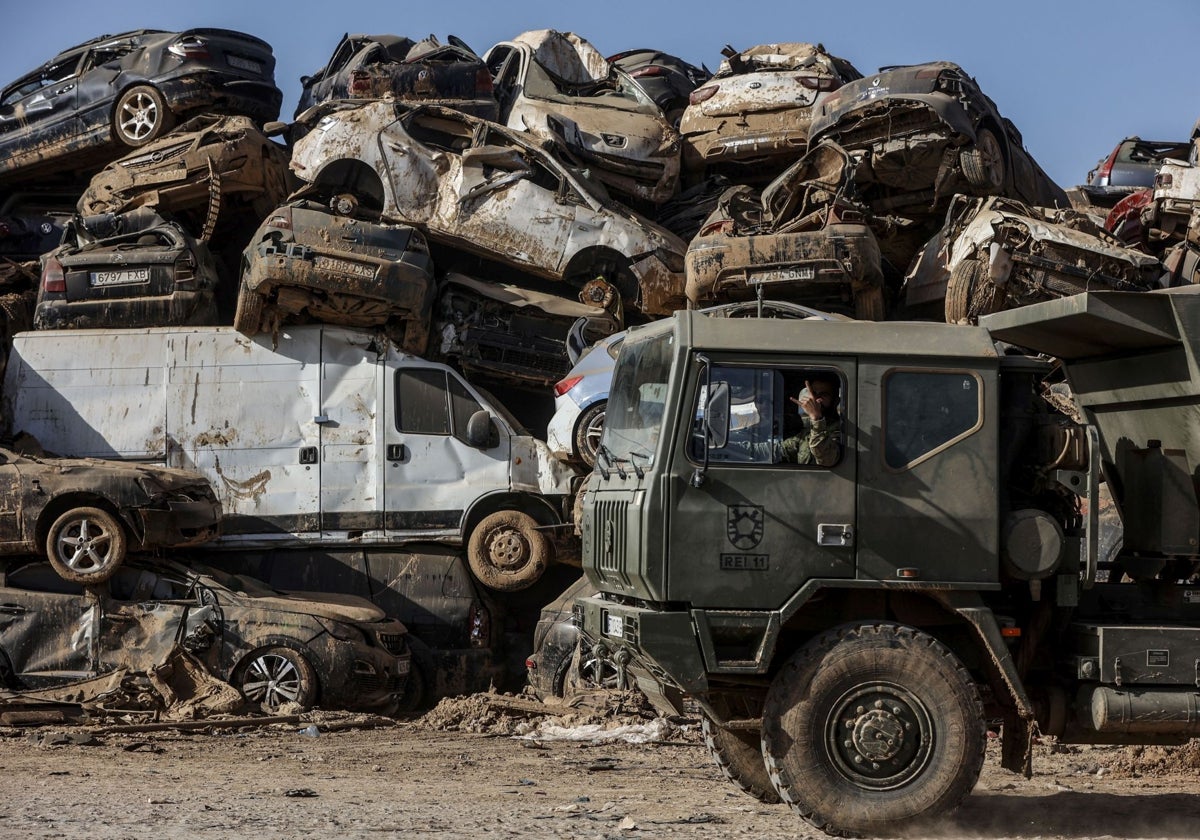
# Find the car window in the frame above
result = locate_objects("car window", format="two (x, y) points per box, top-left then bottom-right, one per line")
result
(5, 562), (85, 595)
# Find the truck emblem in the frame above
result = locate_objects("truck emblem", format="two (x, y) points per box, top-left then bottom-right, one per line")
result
(726, 505), (764, 550)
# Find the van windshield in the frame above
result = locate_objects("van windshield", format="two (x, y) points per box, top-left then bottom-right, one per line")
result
(601, 327), (674, 470)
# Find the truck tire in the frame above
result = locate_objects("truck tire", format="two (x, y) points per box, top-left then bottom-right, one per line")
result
(961, 127), (1005, 192)
(46, 506), (127, 585)
(467, 510), (550, 592)
(701, 715), (780, 803)
(944, 258), (1001, 324)
(233, 280), (264, 335)
(761, 623), (985, 836)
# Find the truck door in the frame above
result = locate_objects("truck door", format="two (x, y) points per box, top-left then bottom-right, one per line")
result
(666, 358), (857, 611)
(382, 364), (512, 541)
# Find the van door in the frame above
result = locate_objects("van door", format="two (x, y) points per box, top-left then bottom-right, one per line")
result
(382, 363), (511, 541)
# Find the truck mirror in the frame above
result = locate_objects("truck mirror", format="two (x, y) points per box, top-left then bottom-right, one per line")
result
(466, 409), (494, 449)
(706, 381), (730, 449)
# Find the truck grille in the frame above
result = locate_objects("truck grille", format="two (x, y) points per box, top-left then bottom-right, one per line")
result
(593, 497), (628, 574)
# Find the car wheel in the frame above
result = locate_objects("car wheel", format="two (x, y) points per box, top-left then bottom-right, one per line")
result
(233, 280), (264, 335)
(113, 85), (175, 147)
(393, 636), (431, 715)
(701, 715), (781, 803)
(961, 127), (1005, 192)
(944, 257), (1002, 324)
(467, 510), (550, 592)
(237, 646), (318, 713)
(573, 402), (607, 468)
(45, 506), (127, 585)
(853, 286), (886, 321)
(761, 623), (986, 836)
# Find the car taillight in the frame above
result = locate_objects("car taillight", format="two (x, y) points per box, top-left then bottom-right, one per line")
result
(525, 657), (537, 672)
(798, 75), (837, 92)
(689, 85), (718, 106)
(175, 254), (196, 284)
(631, 65), (665, 78)
(42, 257), (65, 292)
(0, 220), (9, 238)
(1156, 172), (1174, 188)
(1095, 147), (1121, 184)
(699, 219), (734, 237)
(266, 205), (293, 230)
(468, 602), (490, 648)
(349, 70), (370, 96)
(168, 36), (211, 60)
(475, 67), (494, 95)
(555, 375), (583, 397)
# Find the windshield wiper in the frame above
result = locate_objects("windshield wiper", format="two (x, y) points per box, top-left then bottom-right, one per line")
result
(627, 450), (649, 479)
(595, 443), (612, 479)
(599, 444), (626, 479)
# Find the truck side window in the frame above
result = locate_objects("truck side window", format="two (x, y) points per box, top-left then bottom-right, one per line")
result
(396, 369), (450, 435)
(883, 370), (981, 469)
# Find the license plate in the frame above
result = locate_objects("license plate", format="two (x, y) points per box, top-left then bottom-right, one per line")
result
(226, 55), (263, 73)
(90, 268), (150, 286)
(314, 255), (375, 279)
(603, 611), (624, 639)
(396, 658), (411, 676)
(762, 266), (815, 283)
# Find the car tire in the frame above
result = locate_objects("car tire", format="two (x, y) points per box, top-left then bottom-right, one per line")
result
(237, 646), (318, 713)
(393, 635), (432, 715)
(45, 506), (127, 585)
(467, 510), (550, 592)
(113, 85), (175, 147)
(702, 715), (781, 804)
(853, 286), (886, 321)
(573, 402), (607, 469)
(761, 623), (986, 836)
(944, 257), (1002, 324)
(961, 127), (1005, 193)
(233, 280), (264, 335)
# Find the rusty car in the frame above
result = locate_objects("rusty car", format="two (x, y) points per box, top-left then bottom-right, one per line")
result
(288, 101), (688, 317)
(0, 29), (282, 184)
(607, 48), (711, 127)
(0, 446), (220, 585)
(905, 194), (1162, 323)
(484, 30), (681, 205)
(34, 207), (220, 330)
(236, 199), (436, 354)
(296, 33), (497, 121)
(680, 43), (861, 183)
(0, 556), (409, 713)
(684, 141), (887, 318)
(809, 61), (1068, 216)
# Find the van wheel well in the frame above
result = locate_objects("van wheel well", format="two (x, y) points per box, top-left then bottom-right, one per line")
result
(309, 159), (385, 219)
(463, 494), (559, 538)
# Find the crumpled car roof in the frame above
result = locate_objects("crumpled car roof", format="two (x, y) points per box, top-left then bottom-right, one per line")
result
(508, 29), (609, 84)
(716, 43), (844, 76)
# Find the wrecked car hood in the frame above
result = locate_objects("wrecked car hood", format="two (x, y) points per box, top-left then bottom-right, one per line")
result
(442, 271), (619, 324)
(260, 591), (390, 623)
(507, 30), (609, 85)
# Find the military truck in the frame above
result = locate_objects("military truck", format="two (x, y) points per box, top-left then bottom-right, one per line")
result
(574, 287), (1200, 835)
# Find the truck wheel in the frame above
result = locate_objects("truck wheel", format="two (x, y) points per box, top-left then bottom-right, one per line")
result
(46, 506), (127, 585)
(761, 623), (985, 836)
(961, 127), (1005, 192)
(467, 510), (550, 592)
(701, 715), (781, 803)
(113, 85), (174, 147)
(944, 258), (1001, 324)
(233, 280), (264, 335)
(237, 646), (317, 712)
(573, 402), (606, 468)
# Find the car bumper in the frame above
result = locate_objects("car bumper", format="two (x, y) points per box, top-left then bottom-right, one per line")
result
(682, 110), (815, 171)
(33, 290), (216, 330)
(136, 498), (222, 547)
(157, 75), (283, 122)
(546, 397), (584, 462)
(318, 639), (411, 713)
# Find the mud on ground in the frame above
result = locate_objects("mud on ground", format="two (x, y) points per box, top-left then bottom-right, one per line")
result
(0, 694), (1198, 839)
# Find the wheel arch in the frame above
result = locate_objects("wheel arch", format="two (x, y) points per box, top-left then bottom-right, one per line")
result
(35, 493), (137, 550)
(461, 490), (562, 543)
(305, 158), (386, 215)
(562, 246), (639, 302)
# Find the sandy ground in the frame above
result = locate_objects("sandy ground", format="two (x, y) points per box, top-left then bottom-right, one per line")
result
(1, 696), (1199, 840)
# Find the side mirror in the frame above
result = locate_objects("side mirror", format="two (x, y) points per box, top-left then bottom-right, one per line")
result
(705, 381), (730, 450)
(466, 410), (494, 449)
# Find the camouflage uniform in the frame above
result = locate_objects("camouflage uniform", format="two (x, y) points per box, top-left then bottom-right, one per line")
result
(781, 416), (841, 466)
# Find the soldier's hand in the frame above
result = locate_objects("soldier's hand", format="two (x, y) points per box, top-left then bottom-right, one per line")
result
(792, 380), (823, 421)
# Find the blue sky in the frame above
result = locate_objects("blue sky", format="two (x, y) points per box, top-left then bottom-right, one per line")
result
(3, 0), (1196, 188)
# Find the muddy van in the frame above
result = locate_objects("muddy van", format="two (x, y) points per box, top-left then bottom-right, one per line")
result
(4, 325), (576, 591)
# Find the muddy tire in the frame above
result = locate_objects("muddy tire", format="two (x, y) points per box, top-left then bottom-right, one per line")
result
(113, 85), (174, 147)
(573, 402), (607, 468)
(233, 281), (264, 335)
(45, 506), (127, 585)
(944, 258), (1002, 324)
(762, 623), (986, 837)
(961, 127), (1005, 193)
(467, 510), (550, 592)
(702, 715), (780, 803)
(853, 286), (886, 321)
(237, 646), (318, 713)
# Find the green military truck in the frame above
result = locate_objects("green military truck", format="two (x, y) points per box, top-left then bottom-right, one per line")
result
(575, 287), (1200, 835)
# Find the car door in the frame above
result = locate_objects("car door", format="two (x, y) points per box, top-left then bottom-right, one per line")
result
(0, 563), (97, 686)
(4, 57), (81, 148)
(96, 565), (206, 675)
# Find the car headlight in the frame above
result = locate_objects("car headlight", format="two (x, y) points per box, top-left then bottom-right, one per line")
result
(317, 617), (367, 643)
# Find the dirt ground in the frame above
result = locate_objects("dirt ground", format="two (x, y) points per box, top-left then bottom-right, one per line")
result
(1, 694), (1199, 840)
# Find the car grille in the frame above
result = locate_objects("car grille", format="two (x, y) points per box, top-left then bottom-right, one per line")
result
(377, 632), (407, 656)
(121, 142), (192, 171)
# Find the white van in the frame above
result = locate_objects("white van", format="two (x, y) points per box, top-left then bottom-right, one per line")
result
(4, 325), (577, 591)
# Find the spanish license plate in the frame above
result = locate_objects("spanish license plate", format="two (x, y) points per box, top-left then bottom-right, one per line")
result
(90, 268), (150, 286)
(768, 266), (816, 283)
(603, 611), (624, 639)
(226, 55), (263, 73)
(314, 255), (375, 279)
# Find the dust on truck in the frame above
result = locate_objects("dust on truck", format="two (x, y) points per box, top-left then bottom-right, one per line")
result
(575, 287), (1200, 836)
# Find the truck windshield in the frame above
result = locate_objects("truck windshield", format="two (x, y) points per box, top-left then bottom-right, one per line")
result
(601, 329), (674, 468)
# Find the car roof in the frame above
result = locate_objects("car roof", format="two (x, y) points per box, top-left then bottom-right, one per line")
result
(48, 30), (166, 64)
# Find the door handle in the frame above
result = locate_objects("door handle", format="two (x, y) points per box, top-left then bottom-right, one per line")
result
(55, 84), (74, 95)
(386, 444), (406, 462)
(818, 523), (853, 547)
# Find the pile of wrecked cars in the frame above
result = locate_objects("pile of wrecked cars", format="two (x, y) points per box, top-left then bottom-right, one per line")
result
(0, 21), (1197, 734)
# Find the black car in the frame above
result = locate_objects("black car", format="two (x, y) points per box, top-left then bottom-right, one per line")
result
(0, 29), (282, 183)
(608, 48), (710, 125)
(35, 207), (220, 330)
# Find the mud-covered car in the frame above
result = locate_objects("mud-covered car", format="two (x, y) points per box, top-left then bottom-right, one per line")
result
(0, 29), (282, 183)
(35, 207), (219, 330)
(485, 30), (680, 205)
(525, 575), (618, 699)
(77, 114), (291, 227)
(608, 48), (711, 127)
(809, 62), (1067, 214)
(289, 102), (687, 316)
(680, 43), (861, 182)
(433, 272), (619, 388)
(236, 199), (435, 354)
(909, 194), (1163, 323)
(296, 33), (497, 121)
(0, 446), (219, 585)
(0, 557), (409, 713)
(685, 141), (886, 318)
(0, 190), (78, 262)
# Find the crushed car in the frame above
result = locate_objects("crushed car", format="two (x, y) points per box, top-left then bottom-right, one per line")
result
(0, 556), (409, 714)
(607, 48), (711, 127)
(296, 33), (497, 120)
(906, 194), (1163, 323)
(237, 199), (436, 354)
(685, 140), (887, 318)
(680, 43), (861, 182)
(0, 29), (282, 184)
(288, 101), (687, 317)
(1082, 136), (1190, 209)
(485, 30), (681, 205)
(35, 207), (220, 330)
(0, 190), (78, 262)
(0, 445), (220, 584)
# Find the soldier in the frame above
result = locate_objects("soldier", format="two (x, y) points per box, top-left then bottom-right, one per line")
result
(781, 373), (841, 466)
